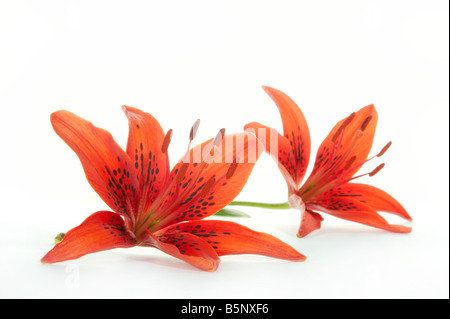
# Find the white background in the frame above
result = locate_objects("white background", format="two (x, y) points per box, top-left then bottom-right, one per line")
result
(0, 0), (448, 299)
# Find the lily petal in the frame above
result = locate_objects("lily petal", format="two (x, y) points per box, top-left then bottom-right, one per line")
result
(122, 106), (170, 211)
(309, 197), (412, 233)
(161, 220), (306, 261)
(261, 86), (311, 186)
(244, 121), (298, 194)
(320, 183), (412, 221)
(50, 111), (139, 225)
(297, 210), (324, 238)
(41, 211), (137, 264)
(141, 230), (220, 271)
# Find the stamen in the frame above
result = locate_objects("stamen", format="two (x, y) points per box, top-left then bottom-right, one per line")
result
(338, 163), (386, 187)
(369, 163), (385, 177)
(161, 129), (173, 153)
(343, 112), (356, 127)
(182, 119), (201, 163)
(344, 156), (357, 170)
(377, 141), (392, 157)
(302, 127), (365, 200)
(360, 115), (373, 132)
(175, 162), (189, 184)
(331, 129), (341, 143)
(206, 128), (226, 158)
(200, 176), (216, 197)
(213, 128), (225, 147)
(332, 112), (356, 143)
(226, 157), (240, 179)
(190, 119), (200, 141)
(138, 120), (207, 232)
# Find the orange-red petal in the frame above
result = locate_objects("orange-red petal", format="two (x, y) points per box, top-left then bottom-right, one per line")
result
(261, 86), (311, 186)
(50, 110), (139, 224)
(122, 106), (170, 211)
(319, 183), (412, 221)
(41, 211), (137, 264)
(308, 196), (412, 233)
(141, 230), (220, 271)
(160, 220), (306, 261)
(244, 121), (298, 194)
(297, 210), (324, 238)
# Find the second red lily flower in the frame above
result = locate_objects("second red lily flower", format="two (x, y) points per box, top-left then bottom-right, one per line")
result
(245, 86), (412, 237)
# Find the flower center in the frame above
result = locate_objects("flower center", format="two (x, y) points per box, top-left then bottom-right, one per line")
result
(134, 121), (226, 236)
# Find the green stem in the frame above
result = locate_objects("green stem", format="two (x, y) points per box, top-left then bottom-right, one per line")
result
(228, 201), (290, 210)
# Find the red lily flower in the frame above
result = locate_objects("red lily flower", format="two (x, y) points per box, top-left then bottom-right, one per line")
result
(41, 106), (305, 271)
(244, 86), (412, 237)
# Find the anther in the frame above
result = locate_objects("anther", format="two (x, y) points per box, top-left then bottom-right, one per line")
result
(175, 162), (189, 184)
(377, 141), (392, 157)
(360, 115), (373, 132)
(369, 163), (385, 177)
(181, 120), (200, 163)
(207, 128), (226, 158)
(331, 127), (342, 143)
(161, 129), (173, 153)
(226, 157), (240, 179)
(190, 119), (200, 141)
(200, 176), (216, 197)
(343, 112), (356, 127)
(213, 128), (225, 147)
(344, 156), (357, 170)
(332, 112), (356, 142)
